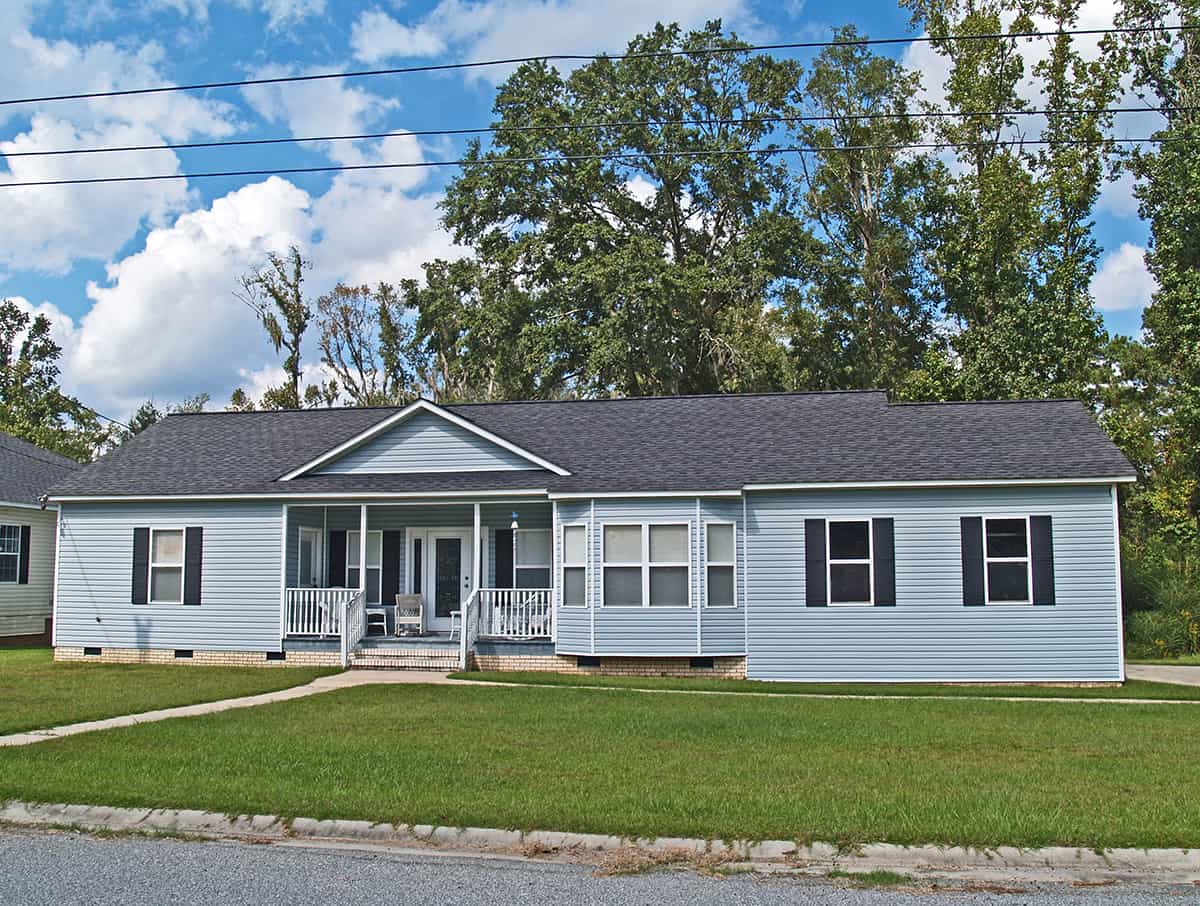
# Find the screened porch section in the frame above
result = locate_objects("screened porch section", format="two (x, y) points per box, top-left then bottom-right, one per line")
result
(281, 502), (555, 643)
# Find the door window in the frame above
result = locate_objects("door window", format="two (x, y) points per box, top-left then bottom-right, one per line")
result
(434, 537), (463, 618)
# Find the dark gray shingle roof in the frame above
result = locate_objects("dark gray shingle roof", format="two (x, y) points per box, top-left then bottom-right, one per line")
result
(49, 391), (1134, 498)
(0, 431), (80, 506)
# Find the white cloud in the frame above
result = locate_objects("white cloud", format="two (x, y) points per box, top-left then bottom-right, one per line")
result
(0, 115), (193, 274)
(0, 9), (238, 273)
(62, 177), (314, 412)
(240, 65), (401, 166)
(349, 0), (761, 82)
(351, 9), (447, 61)
(1092, 242), (1157, 312)
(232, 0), (326, 30)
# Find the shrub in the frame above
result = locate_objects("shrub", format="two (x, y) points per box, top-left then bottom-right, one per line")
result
(1121, 536), (1200, 658)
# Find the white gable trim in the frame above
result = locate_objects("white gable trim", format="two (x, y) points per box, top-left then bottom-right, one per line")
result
(277, 399), (571, 481)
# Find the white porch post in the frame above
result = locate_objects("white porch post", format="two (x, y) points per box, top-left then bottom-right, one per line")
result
(278, 503), (288, 646)
(358, 504), (368, 595)
(472, 503), (481, 594)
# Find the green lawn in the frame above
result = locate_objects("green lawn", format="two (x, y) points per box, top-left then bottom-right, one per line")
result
(451, 670), (1200, 701)
(0, 682), (1197, 850)
(0, 648), (336, 735)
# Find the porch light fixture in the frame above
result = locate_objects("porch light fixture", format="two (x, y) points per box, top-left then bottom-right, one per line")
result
(510, 512), (519, 530)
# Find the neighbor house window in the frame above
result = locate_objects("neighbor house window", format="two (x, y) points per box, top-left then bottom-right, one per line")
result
(561, 524), (587, 607)
(827, 519), (872, 605)
(984, 517), (1031, 604)
(347, 530), (383, 604)
(515, 529), (551, 588)
(0, 525), (20, 583)
(149, 528), (184, 604)
(705, 522), (736, 607)
(602, 523), (691, 608)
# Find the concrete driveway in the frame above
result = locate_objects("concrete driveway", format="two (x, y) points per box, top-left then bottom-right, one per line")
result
(1127, 664), (1200, 686)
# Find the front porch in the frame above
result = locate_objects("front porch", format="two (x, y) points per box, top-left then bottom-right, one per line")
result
(279, 501), (555, 666)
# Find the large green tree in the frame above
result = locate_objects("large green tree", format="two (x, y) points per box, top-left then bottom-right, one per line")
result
(1116, 0), (1200, 536)
(435, 21), (805, 397)
(785, 27), (944, 390)
(901, 0), (1114, 399)
(0, 299), (108, 461)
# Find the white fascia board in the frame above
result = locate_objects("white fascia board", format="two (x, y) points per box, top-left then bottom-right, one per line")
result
(48, 489), (552, 504)
(0, 499), (57, 510)
(743, 476), (1138, 491)
(547, 490), (743, 500)
(277, 399), (570, 480)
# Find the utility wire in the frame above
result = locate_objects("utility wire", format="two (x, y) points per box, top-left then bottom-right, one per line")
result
(0, 105), (1182, 160)
(0, 137), (1179, 189)
(0, 24), (1193, 108)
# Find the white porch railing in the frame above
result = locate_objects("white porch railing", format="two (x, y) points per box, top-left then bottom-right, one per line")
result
(459, 589), (479, 671)
(284, 587), (359, 637)
(477, 588), (554, 640)
(340, 590), (367, 668)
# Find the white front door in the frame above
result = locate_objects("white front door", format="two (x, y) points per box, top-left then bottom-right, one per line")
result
(424, 529), (473, 632)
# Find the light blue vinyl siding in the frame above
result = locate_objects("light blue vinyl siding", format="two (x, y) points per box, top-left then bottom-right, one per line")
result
(55, 501), (283, 652)
(745, 485), (1121, 682)
(554, 501), (591, 653)
(314, 411), (541, 475)
(553, 497), (747, 657)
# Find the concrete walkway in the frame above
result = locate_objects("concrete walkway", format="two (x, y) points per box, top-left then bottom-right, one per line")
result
(1126, 664), (1200, 686)
(0, 670), (453, 748)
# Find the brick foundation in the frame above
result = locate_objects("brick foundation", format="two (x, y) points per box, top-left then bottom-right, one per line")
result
(471, 653), (747, 679)
(53, 646), (340, 668)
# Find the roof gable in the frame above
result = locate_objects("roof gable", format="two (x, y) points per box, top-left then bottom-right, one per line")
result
(281, 399), (569, 480)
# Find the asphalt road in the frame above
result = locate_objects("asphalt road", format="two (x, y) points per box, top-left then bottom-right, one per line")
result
(0, 828), (1194, 906)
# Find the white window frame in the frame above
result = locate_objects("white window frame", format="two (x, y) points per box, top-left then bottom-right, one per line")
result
(600, 521), (692, 609)
(0, 524), (22, 584)
(148, 526), (186, 605)
(826, 518), (874, 607)
(982, 515), (1033, 606)
(346, 529), (383, 603)
(704, 521), (737, 608)
(515, 527), (552, 589)
(560, 523), (588, 608)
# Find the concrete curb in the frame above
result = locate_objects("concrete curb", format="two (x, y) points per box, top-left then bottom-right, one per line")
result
(3, 800), (1198, 883)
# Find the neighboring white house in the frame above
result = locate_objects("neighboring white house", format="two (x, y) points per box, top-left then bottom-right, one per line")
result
(47, 393), (1137, 681)
(0, 432), (78, 640)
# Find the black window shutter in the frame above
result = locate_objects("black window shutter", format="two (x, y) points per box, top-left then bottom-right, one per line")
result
(804, 518), (827, 606)
(494, 528), (514, 589)
(17, 525), (31, 585)
(382, 530), (403, 602)
(872, 517), (896, 606)
(960, 517), (985, 606)
(132, 527), (150, 604)
(328, 530), (347, 587)
(184, 527), (203, 605)
(1030, 515), (1055, 606)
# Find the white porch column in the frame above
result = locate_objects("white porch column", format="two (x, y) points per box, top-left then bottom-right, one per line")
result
(358, 504), (368, 595)
(278, 503), (289, 646)
(472, 503), (481, 594)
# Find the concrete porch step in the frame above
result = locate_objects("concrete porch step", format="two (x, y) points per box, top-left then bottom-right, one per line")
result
(348, 648), (459, 671)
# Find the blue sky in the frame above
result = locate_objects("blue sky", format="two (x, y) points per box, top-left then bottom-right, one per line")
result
(0, 0), (1155, 418)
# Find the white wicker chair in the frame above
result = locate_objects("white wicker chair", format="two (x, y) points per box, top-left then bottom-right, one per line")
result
(394, 594), (423, 636)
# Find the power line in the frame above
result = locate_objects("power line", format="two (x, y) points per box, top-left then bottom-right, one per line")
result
(0, 105), (1181, 160)
(0, 25), (1193, 109)
(0, 137), (1180, 189)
